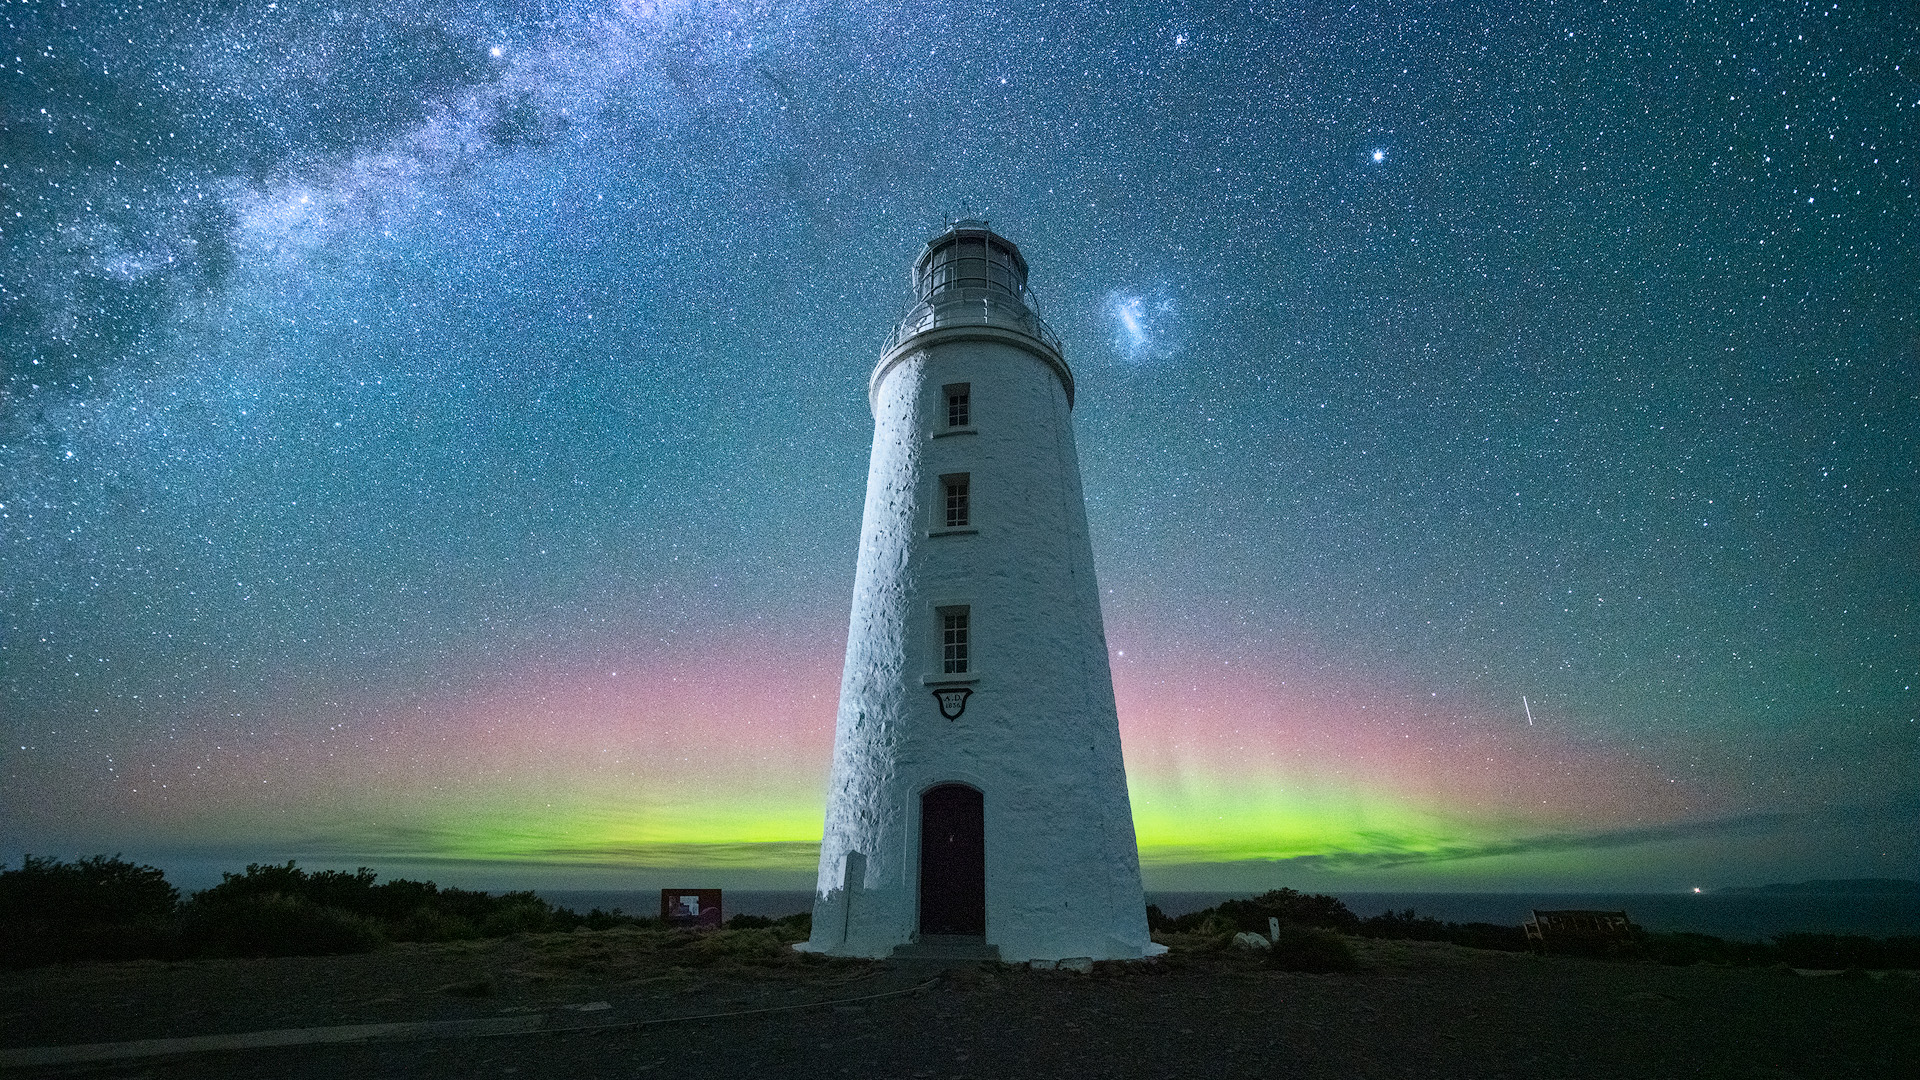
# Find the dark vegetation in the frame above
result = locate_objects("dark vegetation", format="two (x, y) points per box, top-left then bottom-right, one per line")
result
(1146, 887), (1920, 971)
(9, 858), (1916, 973)
(0, 855), (811, 968)
(1146, 887), (1528, 961)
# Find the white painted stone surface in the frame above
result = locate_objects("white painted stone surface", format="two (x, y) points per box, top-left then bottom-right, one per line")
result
(802, 223), (1154, 963)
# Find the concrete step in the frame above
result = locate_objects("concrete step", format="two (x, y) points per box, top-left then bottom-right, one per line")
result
(890, 935), (1001, 962)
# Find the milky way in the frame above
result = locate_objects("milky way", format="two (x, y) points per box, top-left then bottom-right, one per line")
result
(3, 0), (1914, 891)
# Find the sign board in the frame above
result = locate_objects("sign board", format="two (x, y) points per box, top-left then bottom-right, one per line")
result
(660, 888), (723, 929)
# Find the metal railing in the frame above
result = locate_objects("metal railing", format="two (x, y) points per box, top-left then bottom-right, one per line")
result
(881, 287), (1064, 356)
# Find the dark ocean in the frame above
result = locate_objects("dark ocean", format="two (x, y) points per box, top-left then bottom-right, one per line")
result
(538, 889), (1920, 943)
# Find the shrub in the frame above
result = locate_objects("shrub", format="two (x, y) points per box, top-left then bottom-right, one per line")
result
(480, 895), (557, 937)
(0, 854), (180, 925)
(0, 855), (184, 967)
(1148, 889), (1361, 937)
(1445, 921), (1529, 952)
(392, 905), (481, 942)
(1356, 908), (1528, 953)
(1266, 922), (1358, 972)
(1359, 908), (1449, 941)
(1218, 889), (1361, 934)
(189, 864), (591, 943)
(433, 886), (507, 928)
(1196, 910), (1243, 939)
(724, 911), (811, 933)
(1145, 904), (1174, 933)
(582, 907), (635, 931)
(183, 893), (386, 957)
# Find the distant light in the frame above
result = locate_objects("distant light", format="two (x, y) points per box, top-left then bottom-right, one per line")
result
(1372, 149), (1386, 163)
(1692, 887), (1703, 894)
(490, 46), (503, 58)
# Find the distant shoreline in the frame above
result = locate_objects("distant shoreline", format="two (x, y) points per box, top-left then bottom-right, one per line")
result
(1712, 878), (1920, 896)
(540, 884), (1920, 942)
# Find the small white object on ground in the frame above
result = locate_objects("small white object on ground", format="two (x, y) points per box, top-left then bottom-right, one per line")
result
(1058, 957), (1094, 973)
(1233, 932), (1272, 950)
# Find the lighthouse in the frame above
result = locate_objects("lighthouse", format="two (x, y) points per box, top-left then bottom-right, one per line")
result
(801, 220), (1158, 963)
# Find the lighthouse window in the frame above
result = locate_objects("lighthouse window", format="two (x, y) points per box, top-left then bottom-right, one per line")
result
(940, 608), (970, 674)
(945, 384), (970, 428)
(942, 474), (970, 528)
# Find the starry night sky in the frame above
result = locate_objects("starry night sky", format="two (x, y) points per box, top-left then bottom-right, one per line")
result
(3, 0), (1915, 892)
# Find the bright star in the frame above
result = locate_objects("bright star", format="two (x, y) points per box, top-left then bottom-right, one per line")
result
(1372, 149), (1386, 163)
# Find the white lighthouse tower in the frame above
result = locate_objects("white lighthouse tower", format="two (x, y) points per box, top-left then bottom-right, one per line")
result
(801, 220), (1157, 963)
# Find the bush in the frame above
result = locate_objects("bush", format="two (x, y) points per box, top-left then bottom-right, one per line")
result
(1219, 889), (1361, 934)
(1266, 922), (1359, 972)
(0, 854), (180, 925)
(1195, 911), (1243, 939)
(1359, 908), (1449, 941)
(581, 907), (639, 931)
(1445, 922), (1530, 952)
(1145, 904), (1174, 933)
(0, 855), (184, 966)
(1148, 889), (1361, 937)
(725, 911), (812, 933)
(392, 905), (480, 942)
(1357, 908), (1529, 953)
(480, 893), (560, 936)
(188, 863), (587, 943)
(183, 893), (386, 957)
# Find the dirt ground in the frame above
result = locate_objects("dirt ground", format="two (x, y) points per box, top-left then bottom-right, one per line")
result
(3, 932), (1915, 1079)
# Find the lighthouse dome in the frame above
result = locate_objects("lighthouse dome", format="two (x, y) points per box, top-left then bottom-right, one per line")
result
(912, 219), (1031, 302)
(881, 219), (1067, 405)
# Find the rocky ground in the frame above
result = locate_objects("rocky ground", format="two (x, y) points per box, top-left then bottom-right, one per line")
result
(3, 930), (1915, 1079)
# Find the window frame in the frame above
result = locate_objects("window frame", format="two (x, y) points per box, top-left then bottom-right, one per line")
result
(941, 472), (970, 529)
(944, 382), (971, 429)
(938, 606), (970, 675)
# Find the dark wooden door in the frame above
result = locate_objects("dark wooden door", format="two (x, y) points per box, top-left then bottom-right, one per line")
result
(918, 784), (985, 935)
